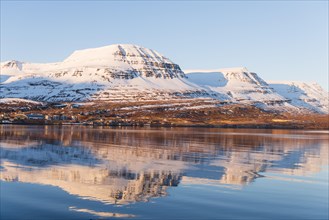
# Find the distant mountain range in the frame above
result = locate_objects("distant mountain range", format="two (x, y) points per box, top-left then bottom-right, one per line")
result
(1, 44), (328, 114)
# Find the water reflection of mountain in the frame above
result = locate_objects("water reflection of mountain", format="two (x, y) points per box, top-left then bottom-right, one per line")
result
(1, 125), (328, 204)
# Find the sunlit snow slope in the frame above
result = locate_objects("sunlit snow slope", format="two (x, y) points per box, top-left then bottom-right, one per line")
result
(269, 81), (328, 114)
(186, 68), (328, 113)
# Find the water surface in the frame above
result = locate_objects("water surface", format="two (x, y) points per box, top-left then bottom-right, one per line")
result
(1, 125), (328, 219)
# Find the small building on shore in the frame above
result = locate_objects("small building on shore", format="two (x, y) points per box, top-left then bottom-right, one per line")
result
(52, 115), (60, 120)
(15, 114), (28, 120)
(26, 113), (45, 120)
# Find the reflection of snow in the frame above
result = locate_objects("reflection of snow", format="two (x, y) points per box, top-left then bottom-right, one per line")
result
(0, 141), (40, 149)
(1, 161), (181, 205)
(1, 144), (101, 167)
(69, 206), (135, 218)
(1, 126), (328, 204)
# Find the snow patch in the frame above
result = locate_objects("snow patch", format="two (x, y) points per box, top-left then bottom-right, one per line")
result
(0, 98), (42, 105)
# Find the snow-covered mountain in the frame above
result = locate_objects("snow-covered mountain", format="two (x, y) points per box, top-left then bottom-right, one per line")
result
(269, 81), (329, 114)
(1, 44), (205, 102)
(186, 68), (328, 113)
(186, 67), (289, 105)
(1, 44), (328, 113)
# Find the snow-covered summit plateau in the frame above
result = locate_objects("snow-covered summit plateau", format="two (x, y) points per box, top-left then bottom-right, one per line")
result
(1, 44), (328, 113)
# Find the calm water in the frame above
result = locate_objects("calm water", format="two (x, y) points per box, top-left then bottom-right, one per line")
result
(0, 125), (328, 220)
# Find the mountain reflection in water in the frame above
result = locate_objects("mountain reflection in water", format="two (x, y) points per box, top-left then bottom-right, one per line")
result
(0, 125), (328, 205)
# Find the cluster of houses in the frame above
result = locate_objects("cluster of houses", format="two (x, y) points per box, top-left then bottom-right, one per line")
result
(0, 112), (173, 127)
(23, 113), (76, 121)
(0, 113), (77, 123)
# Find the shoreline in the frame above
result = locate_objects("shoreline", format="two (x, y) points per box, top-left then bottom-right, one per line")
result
(1, 122), (328, 130)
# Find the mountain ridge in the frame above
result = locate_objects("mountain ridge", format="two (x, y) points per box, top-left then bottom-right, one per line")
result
(1, 44), (328, 114)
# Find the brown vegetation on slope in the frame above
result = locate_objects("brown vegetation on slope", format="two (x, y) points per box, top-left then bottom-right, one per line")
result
(1, 100), (328, 129)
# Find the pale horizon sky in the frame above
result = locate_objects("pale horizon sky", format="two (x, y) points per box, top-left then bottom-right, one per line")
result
(1, 1), (328, 90)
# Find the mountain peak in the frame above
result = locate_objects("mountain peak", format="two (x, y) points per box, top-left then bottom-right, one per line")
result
(1, 60), (23, 70)
(63, 44), (172, 66)
(218, 67), (249, 73)
(185, 67), (267, 87)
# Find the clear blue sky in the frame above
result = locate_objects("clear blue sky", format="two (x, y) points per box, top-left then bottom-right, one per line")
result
(1, 1), (328, 90)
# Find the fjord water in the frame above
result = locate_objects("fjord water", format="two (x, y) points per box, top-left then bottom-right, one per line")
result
(1, 125), (328, 220)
